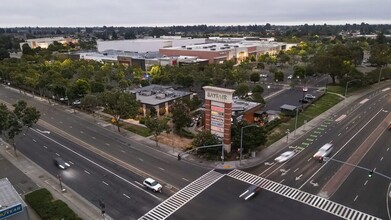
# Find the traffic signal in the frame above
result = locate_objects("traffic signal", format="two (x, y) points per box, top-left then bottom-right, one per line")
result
(368, 170), (374, 177)
(318, 156), (323, 163)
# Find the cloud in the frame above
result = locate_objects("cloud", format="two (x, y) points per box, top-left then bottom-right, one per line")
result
(0, 0), (390, 27)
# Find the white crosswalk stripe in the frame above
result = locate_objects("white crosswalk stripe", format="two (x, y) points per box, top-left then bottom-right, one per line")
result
(227, 169), (380, 220)
(139, 170), (224, 220)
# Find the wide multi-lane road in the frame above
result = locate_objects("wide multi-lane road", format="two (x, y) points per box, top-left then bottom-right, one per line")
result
(0, 85), (209, 219)
(247, 85), (391, 219)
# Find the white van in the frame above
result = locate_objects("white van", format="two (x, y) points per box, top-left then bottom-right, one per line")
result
(313, 143), (333, 159)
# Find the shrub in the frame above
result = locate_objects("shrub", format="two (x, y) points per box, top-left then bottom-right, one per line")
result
(25, 188), (81, 220)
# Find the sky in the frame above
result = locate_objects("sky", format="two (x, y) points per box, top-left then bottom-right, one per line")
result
(0, 0), (390, 27)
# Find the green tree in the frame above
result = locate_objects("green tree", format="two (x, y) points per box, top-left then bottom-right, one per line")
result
(145, 116), (171, 147)
(250, 72), (260, 83)
(101, 91), (139, 132)
(0, 101), (40, 155)
(231, 122), (267, 153)
(171, 101), (192, 134)
(235, 83), (250, 98)
(191, 130), (220, 155)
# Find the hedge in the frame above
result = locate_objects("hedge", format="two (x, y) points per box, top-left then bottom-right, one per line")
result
(25, 188), (82, 220)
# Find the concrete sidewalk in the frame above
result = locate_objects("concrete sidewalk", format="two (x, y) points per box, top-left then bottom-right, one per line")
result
(0, 141), (107, 220)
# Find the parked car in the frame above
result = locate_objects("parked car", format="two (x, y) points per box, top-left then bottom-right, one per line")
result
(274, 151), (295, 163)
(143, 178), (162, 192)
(239, 184), (262, 200)
(72, 100), (81, 105)
(260, 74), (268, 78)
(287, 75), (293, 79)
(54, 157), (71, 169)
(302, 87), (308, 92)
(299, 98), (309, 103)
(305, 94), (316, 99)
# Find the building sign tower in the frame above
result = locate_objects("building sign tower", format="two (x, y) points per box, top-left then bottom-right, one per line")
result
(203, 86), (235, 153)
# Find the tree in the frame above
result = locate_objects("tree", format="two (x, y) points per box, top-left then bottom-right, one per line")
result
(145, 116), (171, 147)
(171, 101), (192, 134)
(231, 121), (267, 153)
(0, 48), (10, 60)
(274, 70), (284, 82)
(250, 72), (260, 83)
(0, 101), (40, 155)
(101, 91), (139, 132)
(191, 130), (220, 155)
(235, 83), (250, 98)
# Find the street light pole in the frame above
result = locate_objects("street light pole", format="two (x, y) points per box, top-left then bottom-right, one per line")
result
(294, 108), (299, 136)
(240, 124), (259, 165)
(378, 66), (384, 84)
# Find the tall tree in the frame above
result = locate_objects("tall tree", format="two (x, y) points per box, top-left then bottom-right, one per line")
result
(145, 116), (171, 147)
(171, 101), (192, 134)
(101, 91), (139, 132)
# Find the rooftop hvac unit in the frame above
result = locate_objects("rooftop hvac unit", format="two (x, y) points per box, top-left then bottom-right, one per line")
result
(187, 47), (192, 50)
(155, 93), (166, 99)
(211, 48), (216, 51)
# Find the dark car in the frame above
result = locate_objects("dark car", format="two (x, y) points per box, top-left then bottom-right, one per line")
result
(299, 98), (309, 103)
(239, 184), (262, 200)
(388, 123), (391, 130)
(54, 157), (71, 169)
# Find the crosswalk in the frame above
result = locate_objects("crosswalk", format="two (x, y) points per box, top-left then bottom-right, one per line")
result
(139, 170), (224, 220)
(227, 169), (380, 220)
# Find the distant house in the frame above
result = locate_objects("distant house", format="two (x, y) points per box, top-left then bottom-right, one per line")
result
(19, 37), (78, 50)
(280, 104), (299, 117)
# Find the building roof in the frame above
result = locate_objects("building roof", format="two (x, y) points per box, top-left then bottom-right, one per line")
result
(130, 84), (192, 106)
(0, 178), (27, 210)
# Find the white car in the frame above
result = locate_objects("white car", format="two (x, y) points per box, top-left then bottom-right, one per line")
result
(274, 151), (295, 163)
(143, 178), (162, 192)
(305, 94), (316, 99)
(287, 75), (293, 79)
(302, 87), (308, 92)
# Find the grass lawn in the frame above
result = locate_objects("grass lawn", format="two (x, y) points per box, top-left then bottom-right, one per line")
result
(266, 92), (343, 145)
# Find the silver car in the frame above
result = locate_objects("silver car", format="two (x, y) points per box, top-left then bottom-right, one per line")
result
(274, 151), (295, 163)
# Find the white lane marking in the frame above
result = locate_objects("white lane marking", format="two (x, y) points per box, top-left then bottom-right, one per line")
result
(105, 143), (110, 146)
(102, 181), (109, 186)
(294, 168), (299, 173)
(300, 108), (385, 189)
(55, 153), (60, 156)
(68, 161), (74, 165)
(92, 137), (96, 140)
(381, 157), (384, 161)
(121, 150), (125, 153)
(279, 179), (285, 184)
(307, 157), (312, 162)
(338, 133), (341, 136)
(138, 158), (144, 162)
(43, 145), (48, 149)
(364, 180), (368, 186)
(123, 193), (131, 199)
(135, 181), (143, 187)
(387, 148), (390, 151)
(182, 178), (189, 182)
(354, 195), (358, 202)
(158, 167), (165, 171)
(84, 170), (91, 175)
(30, 128), (163, 201)
(382, 88), (390, 92)
(33, 139), (37, 143)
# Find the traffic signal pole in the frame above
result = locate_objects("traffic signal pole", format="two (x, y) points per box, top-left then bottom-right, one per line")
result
(322, 157), (390, 180)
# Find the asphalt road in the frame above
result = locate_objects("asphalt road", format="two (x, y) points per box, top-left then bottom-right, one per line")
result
(245, 85), (391, 218)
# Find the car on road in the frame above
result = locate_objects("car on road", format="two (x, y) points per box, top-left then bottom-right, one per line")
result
(54, 157), (71, 169)
(313, 143), (333, 160)
(72, 100), (81, 105)
(143, 178), (162, 192)
(287, 75), (293, 79)
(305, 94), (316, 99)
(274, 151), (295, 163)
(302, 87), (308, 92)
(239, 184), (262, 200)
(260, 74), (268, 78)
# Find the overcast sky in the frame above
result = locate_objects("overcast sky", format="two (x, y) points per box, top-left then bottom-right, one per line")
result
(1, 0), (390, 27)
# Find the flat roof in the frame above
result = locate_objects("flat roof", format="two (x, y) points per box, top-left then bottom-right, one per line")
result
(130, 84), (192, 106)
(0, 178), (27, 209)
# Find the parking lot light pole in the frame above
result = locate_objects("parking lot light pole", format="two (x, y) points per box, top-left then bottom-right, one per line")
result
(378, 66), (384, 84)
(240, 124), (259, 165)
